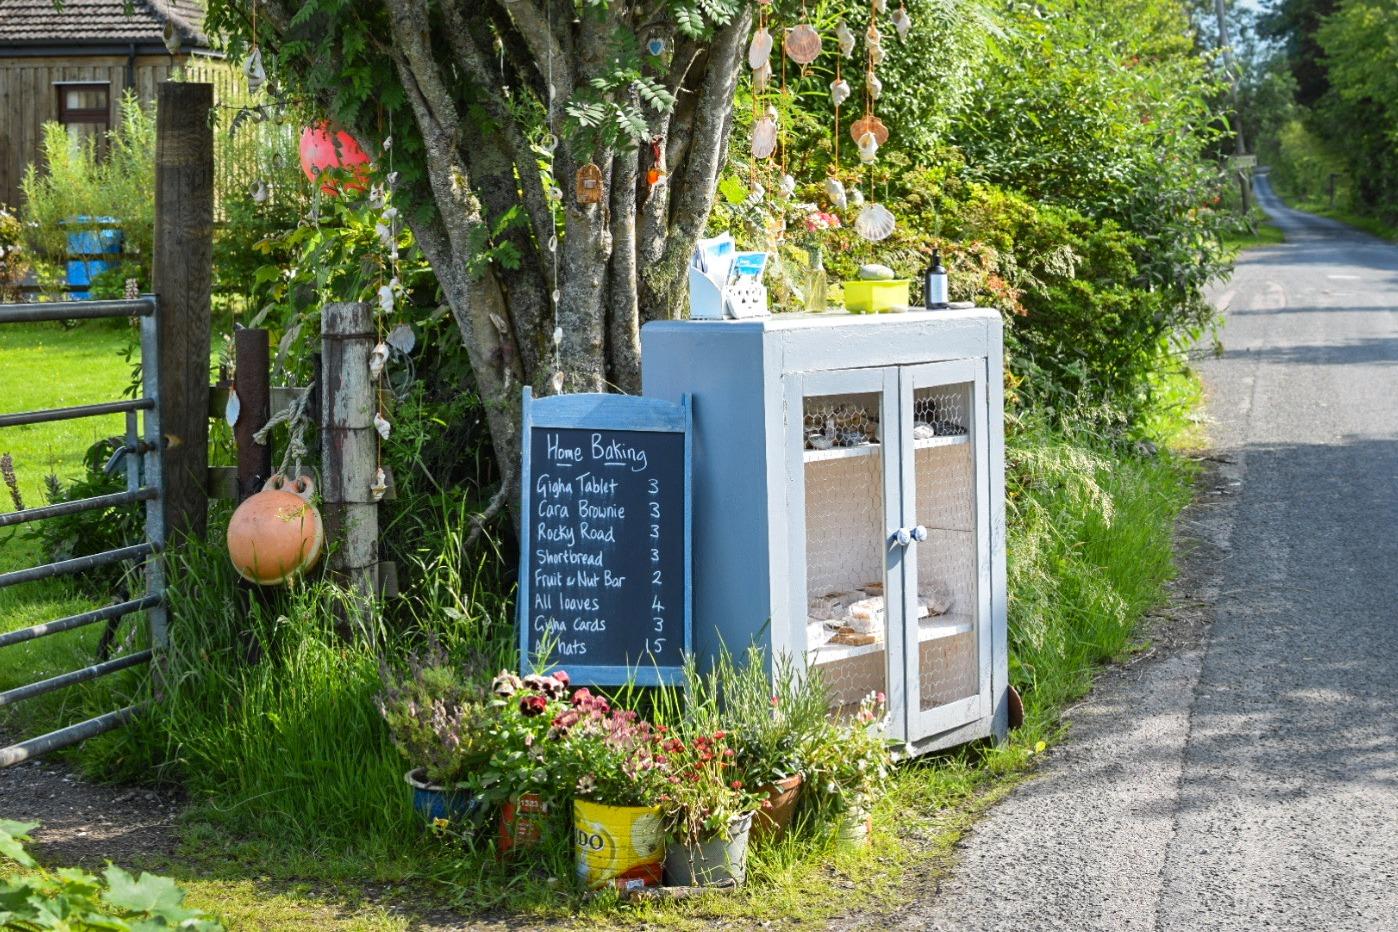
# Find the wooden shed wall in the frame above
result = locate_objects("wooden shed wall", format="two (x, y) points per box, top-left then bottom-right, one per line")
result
(0, 54), (211, 209)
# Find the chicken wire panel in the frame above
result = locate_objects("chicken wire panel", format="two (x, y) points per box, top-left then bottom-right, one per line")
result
(912, 384), (979, 712)
(912, 383), (971, 441)
(802, 391), (888, 709)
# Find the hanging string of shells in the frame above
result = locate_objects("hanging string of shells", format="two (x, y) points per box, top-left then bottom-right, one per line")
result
(745, 0), (913, 254)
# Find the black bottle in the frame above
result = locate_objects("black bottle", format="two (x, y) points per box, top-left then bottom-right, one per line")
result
(924, 249), (949, 309)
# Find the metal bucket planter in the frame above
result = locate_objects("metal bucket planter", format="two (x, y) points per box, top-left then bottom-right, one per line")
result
(498, 792), (549, 853)
(405, 768), (477, 824)
(751, 774), (803, 843)
(836, 805), (871, 846)
(573, 798), (665, 891)
(664, 811), (754, 887)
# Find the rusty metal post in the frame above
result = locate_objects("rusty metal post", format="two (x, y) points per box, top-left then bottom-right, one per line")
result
(234, 328), (272, 500)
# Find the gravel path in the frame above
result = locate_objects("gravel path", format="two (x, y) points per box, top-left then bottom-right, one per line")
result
(886, 176), (1398, 931)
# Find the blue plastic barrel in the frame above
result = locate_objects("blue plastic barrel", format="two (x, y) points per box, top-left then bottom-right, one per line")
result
(64, 216), (121, 300)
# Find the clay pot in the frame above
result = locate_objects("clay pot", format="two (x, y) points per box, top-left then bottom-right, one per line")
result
(751, 773), (803, 843)
(226, 475), (324, 585)
(299, 122), (371, 195)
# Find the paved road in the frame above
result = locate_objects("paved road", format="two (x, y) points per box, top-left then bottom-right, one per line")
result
(903, 175), (1398, 931)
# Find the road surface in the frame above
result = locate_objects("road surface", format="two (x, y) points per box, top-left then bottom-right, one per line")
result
(902, 175), (1398, 931)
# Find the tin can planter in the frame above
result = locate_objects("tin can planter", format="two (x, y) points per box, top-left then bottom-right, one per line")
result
(664, 811), (754, 887)
(573, 798), (665, 891)
(836, 806), (872, 846)
(751, 774), (803, 843)
(405, 768), (477, 824)
(498, 792), (549, 853)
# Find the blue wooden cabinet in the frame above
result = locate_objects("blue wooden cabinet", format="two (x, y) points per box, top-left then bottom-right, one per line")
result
(641, 309), (1008, 753)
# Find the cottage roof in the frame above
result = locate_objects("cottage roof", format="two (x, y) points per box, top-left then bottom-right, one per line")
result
(0, 0), (207, 47)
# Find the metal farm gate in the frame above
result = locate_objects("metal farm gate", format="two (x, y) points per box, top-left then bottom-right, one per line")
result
(0, 80), (215, 768)
(0, 297), (169, 768)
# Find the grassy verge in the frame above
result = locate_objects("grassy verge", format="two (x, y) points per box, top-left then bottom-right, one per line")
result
(1270, 189), (1398, 241)
(12, 417), (1192, 929)
(1, 317), (1198, 927)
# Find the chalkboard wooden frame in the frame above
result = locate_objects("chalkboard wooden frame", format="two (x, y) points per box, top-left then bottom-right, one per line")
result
(518, 387), (693, 686)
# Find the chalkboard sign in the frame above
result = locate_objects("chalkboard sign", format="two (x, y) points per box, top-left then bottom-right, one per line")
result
(518, 388), (692, 686)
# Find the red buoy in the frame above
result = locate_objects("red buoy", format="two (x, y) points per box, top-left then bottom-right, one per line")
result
(299, 122), (371, 195)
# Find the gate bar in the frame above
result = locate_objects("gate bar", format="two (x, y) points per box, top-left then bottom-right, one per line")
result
(0, 542), (155, 590)
(0, 488), (157, 529)
(0, 297), (155, 324)
(0, 398), (153, 429)
(0, 596), (163, 650)
(0, 649), (153, 708)
(0, 704), (144, 769)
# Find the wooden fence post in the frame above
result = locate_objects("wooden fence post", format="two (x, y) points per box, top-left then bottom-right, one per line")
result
(233, 328), (272, 500)
(320, 302), (379, 615)
(152, 81), (213, 541)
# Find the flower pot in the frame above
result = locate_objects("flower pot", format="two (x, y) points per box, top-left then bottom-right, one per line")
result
(665, 811), (754, 887)
(498, 792), (549, 853)
(573, 798), (665, 891)
(404, 768), (477, 824)
(836, 806), (872, 846)
(751, 774), (803, 843)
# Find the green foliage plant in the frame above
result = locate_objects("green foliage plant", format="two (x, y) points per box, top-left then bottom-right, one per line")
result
(0, 206), (29, 300)
(376, 646), (495, 787)
(21, 92), (156, 289)
(657, 727), (761, 844)
(475, 670), (575, 807)
(804, 691), (893, 818)
(715, 645), (832, 789)
(0, 820), (223, 931)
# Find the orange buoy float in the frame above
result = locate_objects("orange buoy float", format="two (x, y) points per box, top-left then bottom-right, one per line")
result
(226, 475), (324, 585)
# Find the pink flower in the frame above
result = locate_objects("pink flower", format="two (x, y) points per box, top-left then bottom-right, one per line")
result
(520, 694), (548, 717)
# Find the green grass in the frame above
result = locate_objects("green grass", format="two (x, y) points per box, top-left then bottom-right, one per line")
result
(1219, 213), (1285, 253)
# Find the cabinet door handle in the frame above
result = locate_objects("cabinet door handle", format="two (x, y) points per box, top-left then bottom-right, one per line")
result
(912, 525), (929, 543)
(893, 527), (912, 547)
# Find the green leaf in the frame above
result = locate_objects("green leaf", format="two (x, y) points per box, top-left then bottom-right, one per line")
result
(102, 865), (195, 919)
(719, 174), (748, 206)
(0, 822), (38, 868)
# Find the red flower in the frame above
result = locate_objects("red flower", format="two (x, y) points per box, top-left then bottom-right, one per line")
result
(730, 780), (743, 790)
(570, 688), (592, 707)
(520, 694), (548, 717)
(713, 730), (726, 740)
(553, 670), (570, 687)
(770, 695), (780, 707)
(551, 709), (581, 731)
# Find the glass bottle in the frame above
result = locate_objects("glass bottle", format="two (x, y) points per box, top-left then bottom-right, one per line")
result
(804, 245), (828, 313)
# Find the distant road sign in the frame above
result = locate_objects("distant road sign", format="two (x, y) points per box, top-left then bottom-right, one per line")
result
(1228, 155), (1258, 170)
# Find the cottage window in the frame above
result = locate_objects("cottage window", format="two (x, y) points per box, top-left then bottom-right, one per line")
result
(56, 83), (111, 154)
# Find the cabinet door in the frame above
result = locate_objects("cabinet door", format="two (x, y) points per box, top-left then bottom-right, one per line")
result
(897, 359), (991, 741)
(785, 367), (906, 743)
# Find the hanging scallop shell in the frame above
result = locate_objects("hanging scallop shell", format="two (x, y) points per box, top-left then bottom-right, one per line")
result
(850, 187), (865, 206)
(891, 6), (913, 40)
(746, 182), (766, 205)
(778, 174), (797, 199)
(850, 114), (890, 146)
(387, 323), (416, 354)
(243, 46), (266, 95)
(749, 27), (773, 70)
(377, 283), (394, 314)
(224, 389), (241, 428)
(370, 467), (388, 502)
(867, 23), (881, 47)
(369, 341), (389, 380)
(830, 78), (851, 108)
(873, 0), (888, 12)
(374, 412), (392, 440)
(784, 24), (822, 66)
(751, 111), (778, 160)
(855, 203), (896, 242)
(753, 61), (772, 91)
(857, 132), (879, 164)
(836, 21), (856, 57)
(825, 176), (848, 209)
(868, 72), (884, 100)
(869, 44), (886, 65)
(249, 179), (268, 203)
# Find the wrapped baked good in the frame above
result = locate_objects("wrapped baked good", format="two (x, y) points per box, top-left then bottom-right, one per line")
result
(847, 596), (884, 633)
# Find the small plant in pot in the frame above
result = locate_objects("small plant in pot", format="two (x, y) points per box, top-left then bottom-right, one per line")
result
(562, 689), (672, 891)
(660, 728), (762, 887)
(376, 649), (493, 826)
(719, 646), (832, 843)
(477, 669), (575, 853)
(807, 690), (893, 846)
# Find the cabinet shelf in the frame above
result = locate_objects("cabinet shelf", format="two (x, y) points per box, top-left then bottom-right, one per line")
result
(803, 433), (967, 464)
(806, 614), (974, 665)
